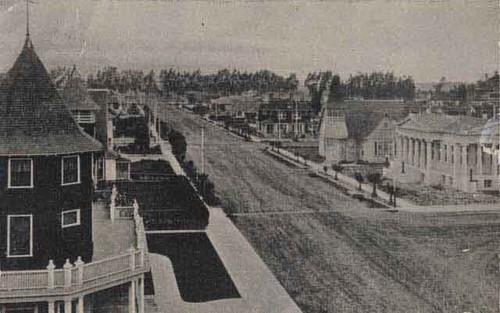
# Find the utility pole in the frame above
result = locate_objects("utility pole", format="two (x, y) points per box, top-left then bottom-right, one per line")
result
(201, 126), (205, 174)
(295, 99), (298, 138)
(277, 108), (281, 151)
(392, 124), (398, 207)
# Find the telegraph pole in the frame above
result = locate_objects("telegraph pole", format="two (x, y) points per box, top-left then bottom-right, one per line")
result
(277, 108), (281, 152)
(201, 126), (205, 174)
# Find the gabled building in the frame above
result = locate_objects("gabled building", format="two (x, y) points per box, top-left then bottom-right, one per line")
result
(319, 109), (395, 164)
(0, 26), (148, 313)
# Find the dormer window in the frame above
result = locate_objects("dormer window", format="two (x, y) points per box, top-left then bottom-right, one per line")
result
(8, 158), (33, 188)
(62, 155), (80, 186)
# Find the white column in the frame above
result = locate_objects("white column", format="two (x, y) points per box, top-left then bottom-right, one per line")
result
(138, 277), (145, 313)
(477, 144), (483, 176)
(416, 140), (420, 168)
(400, 136), (405, 160)
(64, 299), (72, 313)
(77, 297), (84, 313)
(453, 144), (459, 187)
(425, 141), (432, 183)
(461, 144), (468, 190)
(409, 138), (414, 165)
(129, 280), (136, 313)
(47, 301), (56, 313)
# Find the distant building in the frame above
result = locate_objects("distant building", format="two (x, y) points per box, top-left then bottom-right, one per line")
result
(60, 66), (101, 137)
(256, 99), (315, 138)
(319, 109), (395, 164)
(388, 113), (500, 192)
(319, 100), (413, 164)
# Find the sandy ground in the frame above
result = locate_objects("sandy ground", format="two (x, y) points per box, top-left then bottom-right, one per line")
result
(157, 104), (500, 313)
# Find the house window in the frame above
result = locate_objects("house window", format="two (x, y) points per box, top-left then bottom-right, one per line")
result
(8, 158), (33, 188)
(62, 209), (81, 228)
(62, 155), (80, 185)
(117, 162), (130, 180)
(374, 142), (378, 155)
(484, 180), (492, 188)
(7, 215), (33, 257)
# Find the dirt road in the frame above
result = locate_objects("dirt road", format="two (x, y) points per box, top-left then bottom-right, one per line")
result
(157, 104), (500, 313)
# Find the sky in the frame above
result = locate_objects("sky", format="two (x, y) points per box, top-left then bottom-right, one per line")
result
(0, 0), (498, 83)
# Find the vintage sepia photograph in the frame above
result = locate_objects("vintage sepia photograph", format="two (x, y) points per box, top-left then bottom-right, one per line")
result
(0, 0), (498, 312)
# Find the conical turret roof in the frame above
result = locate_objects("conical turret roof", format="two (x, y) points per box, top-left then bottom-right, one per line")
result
(0, 36), (103, 155)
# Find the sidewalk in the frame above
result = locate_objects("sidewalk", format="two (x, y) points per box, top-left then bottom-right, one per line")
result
(276, 147), (500, 213)
(150, 124), (186, 176)
(274, 146), (415, 209)
(148, 208), (303, 313)
(206, 207), (303, 313)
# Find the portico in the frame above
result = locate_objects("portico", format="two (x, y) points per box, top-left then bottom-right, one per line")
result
(390, 114), (500, 193)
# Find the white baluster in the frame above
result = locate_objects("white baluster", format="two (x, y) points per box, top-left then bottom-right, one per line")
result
(46, 260), (55, 289)
(74, 256), (84, 285)
(63, 259), (73, 288)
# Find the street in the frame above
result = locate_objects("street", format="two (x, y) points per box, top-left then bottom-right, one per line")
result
(157, 104), (499, 313)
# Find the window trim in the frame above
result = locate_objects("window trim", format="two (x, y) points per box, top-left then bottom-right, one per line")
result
(7, 214), (33, 258)
(61, 209), (81, 228)
(61, 155), (81, 186)
(8, 158), (34, 189)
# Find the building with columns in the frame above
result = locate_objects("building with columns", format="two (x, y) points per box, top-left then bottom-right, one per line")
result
(0, 23), (149, 313)
(389, 113), (500, 193)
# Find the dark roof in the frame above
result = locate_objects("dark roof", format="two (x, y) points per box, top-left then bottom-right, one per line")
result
(0, 36), (103, 155)
(400, 113), (485, 135)
(325, 99), (414, 120)
(345, 111), (387, 140)
(61, 66), (101, 111)
(260, 99), (312, 111)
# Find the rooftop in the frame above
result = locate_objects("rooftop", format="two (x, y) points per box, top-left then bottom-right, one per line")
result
(322, 109), (390, 141)
(0, 36), (102, 156)
(60, 66), (101, 112)
(400, 113), (486, 135)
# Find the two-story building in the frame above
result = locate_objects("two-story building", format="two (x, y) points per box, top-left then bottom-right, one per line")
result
(0, 29), (149, 313)
(256, 99), (315, 138)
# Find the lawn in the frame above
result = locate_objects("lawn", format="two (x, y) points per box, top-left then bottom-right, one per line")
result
(146, 233), (240, 303)
(378, 182), (500, 206)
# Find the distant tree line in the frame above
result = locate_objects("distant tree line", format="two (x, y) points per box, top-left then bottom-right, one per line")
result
(56, 67), (298, 96)
(159, 69), (298, 96)
(305, 71), (416, 113)
(86, 67), (159, 93)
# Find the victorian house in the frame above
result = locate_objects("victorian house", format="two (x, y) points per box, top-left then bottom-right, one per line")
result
(0, 26), (149, 313)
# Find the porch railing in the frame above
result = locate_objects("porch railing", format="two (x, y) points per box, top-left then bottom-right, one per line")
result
(0, 187), (149, 299)
(0, 248), (146, 297)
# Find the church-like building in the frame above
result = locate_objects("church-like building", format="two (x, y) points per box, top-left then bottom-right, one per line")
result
(319, 101), (399, 164)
